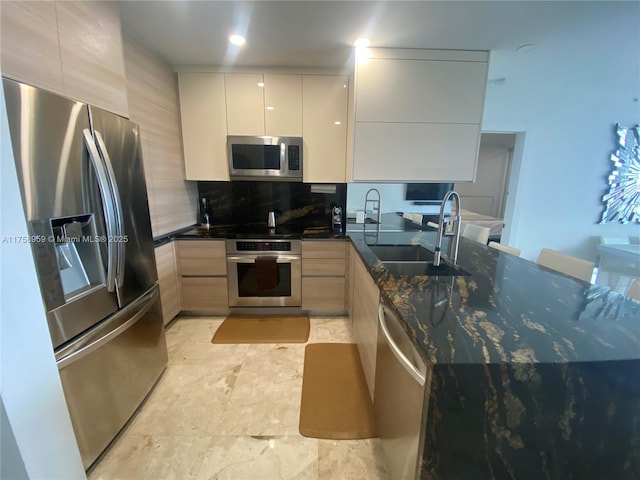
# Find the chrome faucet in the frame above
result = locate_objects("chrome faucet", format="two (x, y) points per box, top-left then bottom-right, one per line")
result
(364, 188), (381, 225)
(433, 191), (462, 267)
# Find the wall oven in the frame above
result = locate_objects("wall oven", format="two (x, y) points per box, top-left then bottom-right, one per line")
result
(227, 136), (302, 181)
(226, 239), (302, 308)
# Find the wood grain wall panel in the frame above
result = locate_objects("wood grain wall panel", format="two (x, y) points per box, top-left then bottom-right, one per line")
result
(0, 1), (65, 94)
(122, 32), (197, 238)
(55, 1), (128, 117)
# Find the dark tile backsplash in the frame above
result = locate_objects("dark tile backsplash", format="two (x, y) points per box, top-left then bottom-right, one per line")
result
(198, 181), (347, 229)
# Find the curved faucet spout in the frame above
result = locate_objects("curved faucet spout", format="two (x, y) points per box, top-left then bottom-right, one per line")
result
(433, 191), (462, 267)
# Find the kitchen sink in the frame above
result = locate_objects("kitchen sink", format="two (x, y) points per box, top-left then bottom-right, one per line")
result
(369, 244), (470, 277)
(369, 244), (434, 262)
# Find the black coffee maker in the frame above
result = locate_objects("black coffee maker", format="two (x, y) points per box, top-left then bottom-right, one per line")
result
(332, 206), (343, 232)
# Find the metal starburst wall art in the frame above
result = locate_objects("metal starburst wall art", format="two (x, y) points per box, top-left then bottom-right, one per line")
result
(600, 124), (640, 223)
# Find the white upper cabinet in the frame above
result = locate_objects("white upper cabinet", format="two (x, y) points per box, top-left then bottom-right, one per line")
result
(303, 75), (349, 183)
(226, 73), (302, 136)
(352, 48), (488, 182)
(264, 74), (302, 137)
(225, 73), (265, 136)
(178, 72), (229, 181)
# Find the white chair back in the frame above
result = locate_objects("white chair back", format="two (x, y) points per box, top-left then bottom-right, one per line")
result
(537, 248), (595, 283)
(488, 241), (521, 256)
(626, 279), (640, 301)
(462, 224), (490, 245)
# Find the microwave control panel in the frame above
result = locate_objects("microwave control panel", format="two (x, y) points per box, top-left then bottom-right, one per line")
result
(287, 145), (300, 171)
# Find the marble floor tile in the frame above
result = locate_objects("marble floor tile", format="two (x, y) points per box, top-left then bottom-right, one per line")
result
(88, 434), (211, 480)
(307, 317), (354, 344)
(89, 315), (392, 479)
(215, 345), (304, 436)
(318, 439), (390, 480)
(195, 435), (318, 480)
(127, 363), (241, 436)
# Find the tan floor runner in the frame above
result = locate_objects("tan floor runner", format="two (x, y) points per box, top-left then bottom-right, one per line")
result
(299, 343), (377, 439)
(211, 315), (310, 344)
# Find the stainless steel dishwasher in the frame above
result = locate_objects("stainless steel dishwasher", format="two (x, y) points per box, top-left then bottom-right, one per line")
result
(374, 303), (429, 480)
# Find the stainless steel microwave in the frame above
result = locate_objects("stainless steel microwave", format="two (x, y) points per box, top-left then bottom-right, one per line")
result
(227, 135), (302, 181)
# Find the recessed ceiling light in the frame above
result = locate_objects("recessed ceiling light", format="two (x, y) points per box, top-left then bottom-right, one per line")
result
(334, 121), (342, 125)
(265, 106), (275, 111)
(353, 37), (371, 48)
(257, 82), (265, 88)
(229, 34), (246, 46)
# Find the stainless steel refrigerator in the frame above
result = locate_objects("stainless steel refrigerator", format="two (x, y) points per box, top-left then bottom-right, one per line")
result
(2, 78), (168, 469)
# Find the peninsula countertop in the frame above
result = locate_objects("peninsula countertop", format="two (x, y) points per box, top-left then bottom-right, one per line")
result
(349, 229), (640, 366)
(348, 227), (640, 480)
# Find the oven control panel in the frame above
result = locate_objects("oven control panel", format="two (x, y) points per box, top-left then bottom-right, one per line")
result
(226, 239), (302, 255)
(236, 241), (291, 252)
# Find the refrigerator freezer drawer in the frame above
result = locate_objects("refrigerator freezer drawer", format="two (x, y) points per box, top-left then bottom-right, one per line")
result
(57, 284), (167, 469)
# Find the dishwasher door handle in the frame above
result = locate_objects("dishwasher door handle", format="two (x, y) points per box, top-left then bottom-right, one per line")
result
(378, 303), (426, 386)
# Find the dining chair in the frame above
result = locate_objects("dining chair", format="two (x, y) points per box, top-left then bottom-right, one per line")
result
(625, 279), (640, 301)
(488, 241), (521, 256)
(462, 224), (490, 245)
(536, 248), (595, 283)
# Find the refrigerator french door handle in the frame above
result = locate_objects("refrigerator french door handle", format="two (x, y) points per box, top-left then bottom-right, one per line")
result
(83, 129), (118, 292)
(94, 130), (126, 288)
(55, 286), (158, 369)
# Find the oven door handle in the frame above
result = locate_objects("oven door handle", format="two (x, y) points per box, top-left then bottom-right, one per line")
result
(226, 255), (300, 263)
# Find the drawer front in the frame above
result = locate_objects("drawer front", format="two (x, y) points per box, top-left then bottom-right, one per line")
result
(302, 258), (346, 277)
(302, 277), (346, 313)
(181, 277), (228, 313)
(302, 241), (347, 259)
(178, 240), (226, 276)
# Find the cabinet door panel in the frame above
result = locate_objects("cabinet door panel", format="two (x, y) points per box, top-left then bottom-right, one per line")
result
(264, 74), (302, 137)
(178, 241), (226, 276)
(155, 243), (181, 325)
(302, 241), (346, 259)
(225, 73), (264, 135)
(0, 1), (64, 94)
(302, 277), (346, 313)
(303, 259), (346, 277)
(303, 75), (349, 183)
(178, 73), (229, 180)
(353, 122), (479, 182)
(352, 254), (379, 400)
(182, 277), (228, 313)
(55, 1), (128, 116)
(356, 58), (487, 124)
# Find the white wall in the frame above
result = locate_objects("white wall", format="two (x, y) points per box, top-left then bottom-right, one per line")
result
(483, 1), (640, 260)
(1, 89), (86, 479)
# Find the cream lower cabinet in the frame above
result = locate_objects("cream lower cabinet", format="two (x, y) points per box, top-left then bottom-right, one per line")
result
(178, 240), (229, 314)
(154, 242), (181, 325)
(301, 240), (347, 314)
(351, 248), (380, 401)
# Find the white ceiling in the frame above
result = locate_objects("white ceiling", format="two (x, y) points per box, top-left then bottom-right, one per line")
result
(118, 1), (615, 70)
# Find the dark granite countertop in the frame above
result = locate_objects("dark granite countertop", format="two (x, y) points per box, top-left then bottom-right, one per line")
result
(349, 229), (640, 366)
(349, 229), (640, 479)
(163, 224), (349, 241)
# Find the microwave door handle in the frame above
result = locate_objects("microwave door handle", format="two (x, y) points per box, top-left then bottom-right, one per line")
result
(94, 130), (126, 288)
(83, 129), (117, 292)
